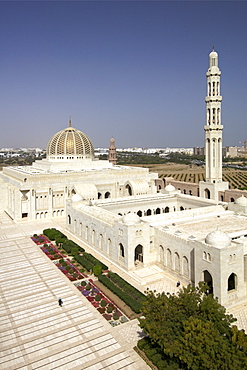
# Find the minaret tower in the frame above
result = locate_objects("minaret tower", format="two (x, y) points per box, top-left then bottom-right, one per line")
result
(108, 137), (117, 165)
(199, 48), (228, 200)
(205, 48), (223, 182)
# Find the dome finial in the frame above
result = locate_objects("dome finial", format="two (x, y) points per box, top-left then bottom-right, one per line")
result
(69, 116), (72, 127)
(212, 45), (215, 51)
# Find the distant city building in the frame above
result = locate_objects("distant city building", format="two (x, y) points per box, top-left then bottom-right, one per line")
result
(193, 147), (205, 156)
(222, 146), (238, 158)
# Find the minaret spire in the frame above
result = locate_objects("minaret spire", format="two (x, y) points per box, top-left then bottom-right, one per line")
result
(69, 116), (72, 127)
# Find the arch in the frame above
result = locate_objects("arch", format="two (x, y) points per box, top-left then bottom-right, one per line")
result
(182, 256), (189, 278)
(230, 197), (235, 202)
(183, 189), (187, 194)
(137, 210), (142, 217)
(203, 251), (207, 260)
(207, 253), (211, 262)
(125, 184), (132, 196)
(220, 195), (224, 201)
(165, 206), (169, 213)
(105, 191), (110, 199)
(159, 245), (164, 265)
(98, 192), (102, 199)
(228, 273), (237, 291)
(203, 270), (213, 294)
(146, 209), (151, 216)
(167, 248), (172, 268)
(180, 206), (184, 211)
(68, 215), (71, 224)
(189, 190), (192, 196)
(119, 243), (125, 257)
(135, 244), (143, 263)
(175, 252), (180, 272)
(156, 207), (161, 214)
(107, 238), (111, 255)
(99, 234), (103, 249)
(205, 188), (210, 199)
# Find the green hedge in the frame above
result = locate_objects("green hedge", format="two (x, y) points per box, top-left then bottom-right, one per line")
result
(74, 255), (94, 271)
(107, 271), (145, 301)
(83, 252), (108, 270)
(98, 274), (144, 313)
(43, 228), (84, 253)
(43, 228), (67, 241)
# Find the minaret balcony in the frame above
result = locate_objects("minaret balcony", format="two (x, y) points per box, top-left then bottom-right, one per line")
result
(204, 124), (223, 131)
(205, 96), (222, 103)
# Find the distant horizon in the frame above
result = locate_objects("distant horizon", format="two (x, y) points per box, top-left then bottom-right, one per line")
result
(1, 2), (246, 149)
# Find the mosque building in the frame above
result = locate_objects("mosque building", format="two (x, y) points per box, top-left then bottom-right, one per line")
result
(0, 49), (247, 307)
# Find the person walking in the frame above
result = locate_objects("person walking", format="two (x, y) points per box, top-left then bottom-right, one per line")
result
(58, 298), (63, 307)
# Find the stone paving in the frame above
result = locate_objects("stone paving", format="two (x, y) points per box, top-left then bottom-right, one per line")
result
(1, 211), (247, 369)
(0, 213), (148, 370)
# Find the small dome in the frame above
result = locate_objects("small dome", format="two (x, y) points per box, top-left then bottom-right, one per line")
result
(205, 230), (231, 248)
(47, 122), (94, 159)
(71, 193), (83, 202)
(209, 50), (218, 58)
(235, 196), (247, 206)
(165, 184), (175, 192)
(123, 213), (141, 225)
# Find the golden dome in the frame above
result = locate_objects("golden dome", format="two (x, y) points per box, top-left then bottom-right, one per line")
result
(46, 123), (94, 159)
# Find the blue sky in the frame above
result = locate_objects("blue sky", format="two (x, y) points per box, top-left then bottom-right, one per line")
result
(0, 1), (246, 149)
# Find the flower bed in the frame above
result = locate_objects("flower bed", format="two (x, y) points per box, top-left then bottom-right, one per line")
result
(31, 235), (51, 245)
(76, 279), (128, 326)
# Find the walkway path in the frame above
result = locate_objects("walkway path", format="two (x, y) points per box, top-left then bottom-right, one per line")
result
(0, 213), (148, 370)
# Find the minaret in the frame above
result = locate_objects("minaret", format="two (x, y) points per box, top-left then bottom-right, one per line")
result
(108, 137), (117, 165)
(199, 49), (228, 200)
(205, 48), (223, 182)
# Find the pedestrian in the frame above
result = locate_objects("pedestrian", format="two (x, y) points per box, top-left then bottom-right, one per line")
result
(58, 298), (63, 307)
(176, 281), (180, 288)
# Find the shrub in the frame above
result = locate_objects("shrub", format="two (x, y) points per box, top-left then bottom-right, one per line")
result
(100, 300), (107, 307)
(113, 312), (120, 320)
(95, 294), (101, 302)
(107, 306), (113, 313)
(93, 265), (102, 276)
(85, 284), (91, 290)
(59, 259), (64, 263)
(81, 281), (87, 286)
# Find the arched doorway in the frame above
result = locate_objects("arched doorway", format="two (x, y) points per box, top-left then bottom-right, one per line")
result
(156, 208), (161, 214)
(119, 243), (125, 257)
(135, 244), (143, 263)
(165, 206), (169, 213)
(203, 270), (213, 293)
(105, 191), (110, 198)
(137, 210), (142, 217)
(125, 184), (132, 196)
(205, 188), (210, 199)
(98, 192), (102, 199)
(146, 209), (151, 216)
(228, 273), (237, 291)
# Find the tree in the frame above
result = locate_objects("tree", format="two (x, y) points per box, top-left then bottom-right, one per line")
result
(139, 283), (247, 369)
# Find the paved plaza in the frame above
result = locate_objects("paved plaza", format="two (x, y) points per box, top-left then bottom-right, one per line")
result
(1, 211), (247, 369)
(0, 213), (148, 370)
